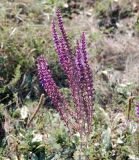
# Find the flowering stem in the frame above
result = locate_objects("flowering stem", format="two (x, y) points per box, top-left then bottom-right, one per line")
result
(37, 9), (94, 136)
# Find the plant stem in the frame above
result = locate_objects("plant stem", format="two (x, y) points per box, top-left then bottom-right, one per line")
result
(27, 94), (44, 127)
(127, 96), (135, 120)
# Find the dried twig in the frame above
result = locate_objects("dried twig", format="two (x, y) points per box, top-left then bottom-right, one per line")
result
(127, 96), (135, 120)
(15, 141), (20, 160)
(27, 94), (45, 127)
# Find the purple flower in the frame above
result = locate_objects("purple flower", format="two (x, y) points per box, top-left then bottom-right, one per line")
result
(37, 55), (77, 131)
(56, 9), (72, 57)
(80, 33), (94, 132)
(37, 9), (94, 135)
(136, 103), (139, 121)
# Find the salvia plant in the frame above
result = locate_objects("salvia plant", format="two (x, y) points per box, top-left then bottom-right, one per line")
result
(37, 9), (94, 137)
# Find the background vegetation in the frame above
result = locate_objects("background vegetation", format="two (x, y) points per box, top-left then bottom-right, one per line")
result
(0, 0), (139, 159)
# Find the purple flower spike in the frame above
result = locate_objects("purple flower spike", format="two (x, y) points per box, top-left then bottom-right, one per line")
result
(37, 9), (94, 136)
(80, 33), (94, 132)
(37, 55), (77, 131)
(136, 103), (139, 122)
(56, 9), (72, 58)
(51, 21), (61, 58)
